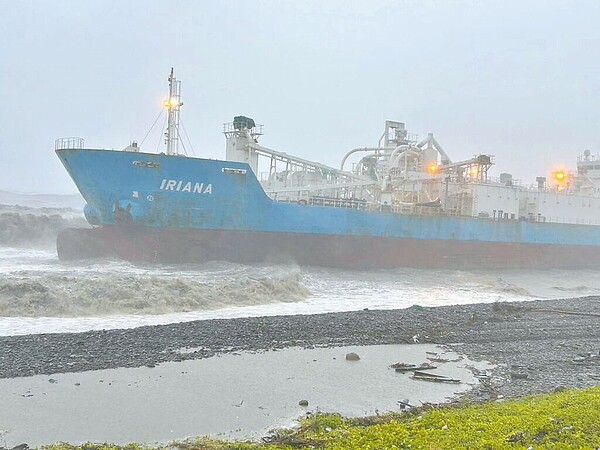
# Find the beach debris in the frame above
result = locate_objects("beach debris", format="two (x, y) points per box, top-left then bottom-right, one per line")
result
(509, 364), (529, 379)
(506, 432), (525, 444)
(391, 362), (416, 370)
(466, 365), (492, 380)
(345, 352), (360, 361)
(9, 445), (29, 450)
(412, 334), (420, 343)
(571, 352), (599, 366)
(397, 399), (413, 409)
(48, 378), (58, 384)
(298, 399), (309, 406)
(427, 356), (450, 363)
(427, 352), (464, 363)
(510, 372), (529, 380)
(391, 362), (437, 372)
(408, 304), (428, 312)
(531, 307), (600, 318)
(411, 371), (460, 383)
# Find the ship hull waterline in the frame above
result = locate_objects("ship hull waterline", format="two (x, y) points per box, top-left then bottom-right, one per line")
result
(57, 226), (595, 270)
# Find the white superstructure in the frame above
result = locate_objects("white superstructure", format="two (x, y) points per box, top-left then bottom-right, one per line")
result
(222, 117), (600, 225)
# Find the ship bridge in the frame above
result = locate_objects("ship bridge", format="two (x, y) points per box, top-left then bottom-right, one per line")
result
(223, 117), (373, 203)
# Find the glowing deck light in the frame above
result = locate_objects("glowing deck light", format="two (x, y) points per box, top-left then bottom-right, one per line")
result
(470, 166), (479, 176)
(554, 170), (566, 182)
(427, 164), (438, 174)
(163, 98), (180, 108)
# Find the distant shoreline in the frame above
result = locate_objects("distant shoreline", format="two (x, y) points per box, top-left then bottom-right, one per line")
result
(0, 191), (84, 210)
(1, 296), (599, 400)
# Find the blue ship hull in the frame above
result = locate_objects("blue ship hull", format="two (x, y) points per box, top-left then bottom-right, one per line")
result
(56, 148), (600, 268)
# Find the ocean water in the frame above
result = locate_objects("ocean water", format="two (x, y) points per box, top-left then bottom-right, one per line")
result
(2, 197), (599, 337)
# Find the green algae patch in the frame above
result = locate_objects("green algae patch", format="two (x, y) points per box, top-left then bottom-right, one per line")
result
(41, 386), (600, 450)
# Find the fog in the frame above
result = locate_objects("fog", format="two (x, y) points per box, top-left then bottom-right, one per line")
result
(1, 0), (599, 194)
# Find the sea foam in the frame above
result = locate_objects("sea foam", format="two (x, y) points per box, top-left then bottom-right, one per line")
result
(0, 273), (310, 317)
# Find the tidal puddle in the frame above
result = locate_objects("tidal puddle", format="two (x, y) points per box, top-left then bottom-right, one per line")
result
(0, 344), (491, 446)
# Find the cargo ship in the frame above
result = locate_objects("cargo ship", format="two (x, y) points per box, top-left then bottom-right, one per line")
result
(56, 70), (600, 269)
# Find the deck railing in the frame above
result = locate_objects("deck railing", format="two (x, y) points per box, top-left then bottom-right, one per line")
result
(55, 137), (85, 150)
(274, 197), (600, 226)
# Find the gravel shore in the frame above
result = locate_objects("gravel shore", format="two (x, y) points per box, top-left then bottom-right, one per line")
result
(1, 297), (599, 400)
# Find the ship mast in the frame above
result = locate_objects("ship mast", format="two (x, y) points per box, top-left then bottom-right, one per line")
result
(164, 68), (183, 155)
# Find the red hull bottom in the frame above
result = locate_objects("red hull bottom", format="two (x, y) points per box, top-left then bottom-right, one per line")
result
(57, 226), (597, 269)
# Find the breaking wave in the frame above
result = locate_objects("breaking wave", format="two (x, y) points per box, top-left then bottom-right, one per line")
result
(552, 285), (590, 293)
(492, 281), (530, 296)
(0, 274), (311, 317)
(0, 205), (88, 248)
(443, 271), (531, 297)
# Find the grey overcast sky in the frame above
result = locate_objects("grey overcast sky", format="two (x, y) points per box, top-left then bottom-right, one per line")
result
(1, 0), (599, 194)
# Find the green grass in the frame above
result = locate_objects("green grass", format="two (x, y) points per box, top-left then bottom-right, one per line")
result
(42, 385), (600, 450)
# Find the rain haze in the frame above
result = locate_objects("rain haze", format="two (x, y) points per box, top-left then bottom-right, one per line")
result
(3, 1), (600, 447)
(1, 0), (600, 193)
